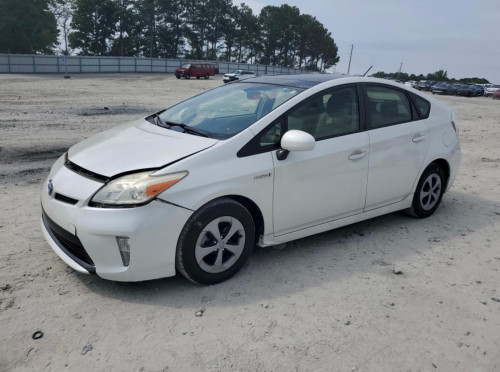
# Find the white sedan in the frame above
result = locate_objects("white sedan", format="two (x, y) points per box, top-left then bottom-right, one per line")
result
(223, 69), (256, 83)
(41, 74), (461, 284)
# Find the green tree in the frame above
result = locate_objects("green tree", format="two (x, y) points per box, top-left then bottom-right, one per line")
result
(109, 0), (139, 56)
(0, 0), (58, 54)
(156, 0), (187, 58)
(69, 0), (119, 55)
(227, 3), (261, 63)
(51, 0), (74, 55)
(427, 69), (448, 81)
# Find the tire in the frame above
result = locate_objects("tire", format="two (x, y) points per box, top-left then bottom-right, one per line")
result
(196, 76), (200, 79)
(407, 163), (446, 218)
(176, 198), (255, 285)
(204, 73), (209, 80)
(175, 75), (180, 79)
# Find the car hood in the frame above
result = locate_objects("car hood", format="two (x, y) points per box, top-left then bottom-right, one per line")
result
(68, 119), (218, 177)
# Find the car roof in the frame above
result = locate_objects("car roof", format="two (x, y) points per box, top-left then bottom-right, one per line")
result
(242, 73), (347, 89)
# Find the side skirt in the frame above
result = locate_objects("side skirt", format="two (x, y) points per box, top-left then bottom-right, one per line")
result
(259, 196), (413, 247)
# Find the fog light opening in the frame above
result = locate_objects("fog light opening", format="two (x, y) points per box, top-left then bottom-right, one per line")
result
(116, 237), (131, 267)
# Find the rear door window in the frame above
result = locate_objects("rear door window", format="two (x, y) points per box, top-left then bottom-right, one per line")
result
(366, 85), (412, 128)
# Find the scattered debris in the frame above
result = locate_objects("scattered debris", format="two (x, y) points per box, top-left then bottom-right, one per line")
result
(432, 362), (437, 369)
(195, 307), (205, 317)
(457, 341), (463, 347)
(32, 331), (43, 340)
(393, 266), (403, 275)
(491, 297), (500, 303)
(80, 344), (93, 355)
(344, 320), (351, 326)
(261, 303), (270, 309)
(1, 284), (11, 291)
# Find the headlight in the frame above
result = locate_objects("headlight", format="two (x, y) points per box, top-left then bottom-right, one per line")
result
(90, 171), (188, 207)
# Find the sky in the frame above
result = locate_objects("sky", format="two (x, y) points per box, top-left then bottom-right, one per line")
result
(234, 0), (500, 82)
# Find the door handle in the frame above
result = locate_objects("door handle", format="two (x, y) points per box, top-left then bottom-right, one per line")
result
(348, 151), (367, 160)
(412, 135), (426, 143)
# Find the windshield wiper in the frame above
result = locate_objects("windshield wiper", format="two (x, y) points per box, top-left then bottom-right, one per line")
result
(164, 121), (209, 138)
(151, 113), (166, 127)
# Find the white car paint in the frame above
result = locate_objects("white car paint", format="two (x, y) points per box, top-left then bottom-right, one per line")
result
(41, 76), (461, 282)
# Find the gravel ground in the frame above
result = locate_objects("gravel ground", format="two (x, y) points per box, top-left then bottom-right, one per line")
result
(0, 74), (499, 372)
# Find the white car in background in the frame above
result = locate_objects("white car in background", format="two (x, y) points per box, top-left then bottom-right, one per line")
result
(405, 80), (417, 88)
(41, 74), (461, 285)
(484, 84), (500, 96)
(223, 69), (256, 83)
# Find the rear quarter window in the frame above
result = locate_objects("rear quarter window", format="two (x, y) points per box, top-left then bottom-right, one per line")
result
(409, 93), (431, 119)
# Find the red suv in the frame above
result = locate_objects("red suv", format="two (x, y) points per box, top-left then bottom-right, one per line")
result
(175, 62), (218, 80)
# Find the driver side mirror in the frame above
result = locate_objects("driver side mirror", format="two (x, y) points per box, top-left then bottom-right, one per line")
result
(277, 130), (315, 160)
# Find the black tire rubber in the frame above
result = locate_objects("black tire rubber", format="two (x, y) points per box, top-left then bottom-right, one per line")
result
(196, 76), (200, 79)
(176, 198), (255, 285)
(406, 163), (446, 218)
(175, 75), (180, 79)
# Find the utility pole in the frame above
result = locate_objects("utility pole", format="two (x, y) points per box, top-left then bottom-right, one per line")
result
(347, 44), (353, 74)
(398, 62), (403, 80)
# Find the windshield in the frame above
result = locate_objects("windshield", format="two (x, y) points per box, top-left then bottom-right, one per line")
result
(181, 63), (191, 69)
(157, 82), (303, 139)
(231, 70), (242, 74)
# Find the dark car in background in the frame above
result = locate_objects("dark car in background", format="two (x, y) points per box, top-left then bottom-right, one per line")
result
(431, 83), (454, 95)
(456, 84), (477, 97)
(473, 85), (484, 96)
(417, 81), (432, 91)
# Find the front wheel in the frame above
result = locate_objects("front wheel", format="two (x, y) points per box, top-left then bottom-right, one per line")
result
(407, 164), (445, 218)
(176, 198), (255, 285)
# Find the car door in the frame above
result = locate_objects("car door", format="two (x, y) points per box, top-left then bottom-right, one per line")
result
(271, 85), (370, 236)
(363, 84), (429, 211)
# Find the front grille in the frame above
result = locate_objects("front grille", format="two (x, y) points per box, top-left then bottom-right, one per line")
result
(54, 193), (78, 205)
(42, 210), (95, 273)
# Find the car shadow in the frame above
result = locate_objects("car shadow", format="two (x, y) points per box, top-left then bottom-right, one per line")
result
(76, 188), (499, 309)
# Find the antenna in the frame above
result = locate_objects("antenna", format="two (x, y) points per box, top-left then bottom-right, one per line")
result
(347, 45), (353, 74)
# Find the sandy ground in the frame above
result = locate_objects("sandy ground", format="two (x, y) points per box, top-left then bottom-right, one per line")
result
(0, 74), (499, 372)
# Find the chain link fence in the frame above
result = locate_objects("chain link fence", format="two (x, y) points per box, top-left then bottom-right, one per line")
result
(0, 54), (311, 75)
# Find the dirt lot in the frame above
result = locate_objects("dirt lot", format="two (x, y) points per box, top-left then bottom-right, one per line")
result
(0, 74), (499, 372)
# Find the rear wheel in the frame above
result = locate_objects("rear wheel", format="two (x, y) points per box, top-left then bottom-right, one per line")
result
(176, 198), (255, 285)
(407, 164), (445, 218)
